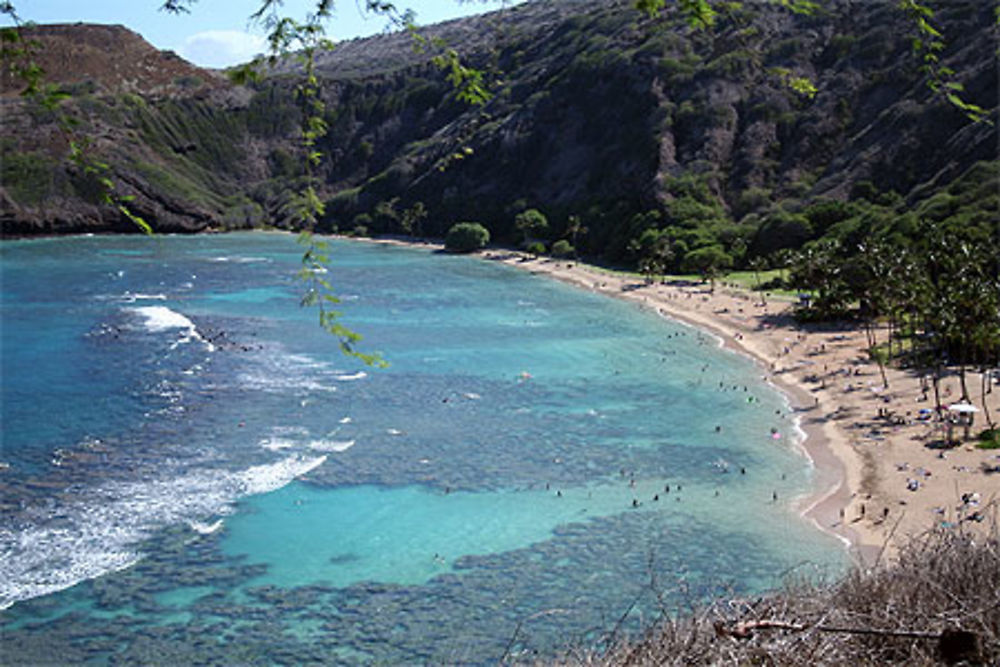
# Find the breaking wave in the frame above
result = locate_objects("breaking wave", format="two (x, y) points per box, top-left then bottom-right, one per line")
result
(208, 256), (271, 264)
(0, 454), (326, 610)
(130, 306), (214, 351)
(307, 440), (356, 453)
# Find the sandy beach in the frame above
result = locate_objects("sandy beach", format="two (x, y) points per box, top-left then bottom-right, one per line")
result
(486, 251), (1000, 564)
(359, 236), (999, 565)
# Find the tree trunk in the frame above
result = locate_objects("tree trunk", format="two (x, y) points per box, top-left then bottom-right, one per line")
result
(865, 318), (889, 388)
(932, 360), (943, 412)
(887, 309), (896, 364)
(982, 370), (995, 430)
(959, 361), (970, 403)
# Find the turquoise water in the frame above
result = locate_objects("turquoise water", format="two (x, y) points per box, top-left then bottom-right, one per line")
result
(0, 233), (844, 663)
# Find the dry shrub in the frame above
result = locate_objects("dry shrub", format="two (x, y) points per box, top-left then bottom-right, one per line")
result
(555, 519), (999, 666)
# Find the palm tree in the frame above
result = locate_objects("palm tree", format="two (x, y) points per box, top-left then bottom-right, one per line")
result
(915, 224), (957, 411)
(856, 239), (893, 388)
(789, 240), (849, 318)
(749, 255), (768, 305)
(566, 214), (586, 261)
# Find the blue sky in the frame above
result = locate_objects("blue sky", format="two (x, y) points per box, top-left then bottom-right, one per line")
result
(8, 1), (516, 68)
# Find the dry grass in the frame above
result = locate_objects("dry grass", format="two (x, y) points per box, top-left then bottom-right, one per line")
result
(554, 517), (999, 666)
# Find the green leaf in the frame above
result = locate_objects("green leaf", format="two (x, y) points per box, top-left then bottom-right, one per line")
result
(789, 77), (818, 99)
(777, 0), (819, 15)
(119, 205), (153, 235)
(634, 0), (666, 17)
(301, 290), (318, 307)
(678, 0), (716, 28)
(227, 62), (262, 85)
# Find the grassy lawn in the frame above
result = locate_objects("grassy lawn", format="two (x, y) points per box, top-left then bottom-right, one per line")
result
(583, 265), (799, 298)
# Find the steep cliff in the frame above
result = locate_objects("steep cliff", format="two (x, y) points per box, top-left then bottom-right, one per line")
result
(307, 0), (996, 255)
(1, 1), (996, 262)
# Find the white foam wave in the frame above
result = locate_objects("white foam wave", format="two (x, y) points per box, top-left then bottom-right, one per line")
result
(237, 373), (337, 394)
(131, 306), (215, 352)
(0, 454), (325, 610)
(259, 437), (297, 451)
(284, 353), (330, 369)
(307, 440), (355, 453)
(187, 519), (224, 535)
(133, 305), (194, 332)
(234, 349), (362, 394)
(208, 256), (271, 263)
(235, 455), (326, 495)
(122, 292), (167, 302)
(96, 292), (168, 303)
(271, 425), (311, 436)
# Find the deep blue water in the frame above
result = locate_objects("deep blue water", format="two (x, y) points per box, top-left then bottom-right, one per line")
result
(0, 233), (844, 663)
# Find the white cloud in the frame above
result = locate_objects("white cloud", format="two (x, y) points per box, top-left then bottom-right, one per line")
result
(178, 30), (267, 69)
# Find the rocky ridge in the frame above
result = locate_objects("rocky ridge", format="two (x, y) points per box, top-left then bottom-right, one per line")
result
(0, 1), (996, 256)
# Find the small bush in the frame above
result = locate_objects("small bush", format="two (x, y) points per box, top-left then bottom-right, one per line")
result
(551, 239), (574, 258)
(515, 208), (549, 244)
(977, 428), (1000, 449)
(445, 222), (490, 253)
(352, 213), (373, 229)
(526, 241), (547, 256)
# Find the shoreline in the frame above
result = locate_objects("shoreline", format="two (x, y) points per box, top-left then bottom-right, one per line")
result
(21, 230), (984, 565)
(354, 235), (998, 565)
(480, 251), (875, 563)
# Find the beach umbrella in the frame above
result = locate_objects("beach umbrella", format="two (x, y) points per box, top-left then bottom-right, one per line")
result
(947, 403), (978, 413)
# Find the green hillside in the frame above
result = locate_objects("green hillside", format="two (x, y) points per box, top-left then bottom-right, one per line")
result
(1, 1), (996, 275)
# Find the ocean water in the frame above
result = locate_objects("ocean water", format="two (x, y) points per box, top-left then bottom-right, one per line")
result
(0, 233), (845, 663)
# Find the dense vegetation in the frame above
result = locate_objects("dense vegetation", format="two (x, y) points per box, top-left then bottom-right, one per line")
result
(445, 221), (490, 252)
(779, 161), (999, 410)
(307, 0), (996, 262)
